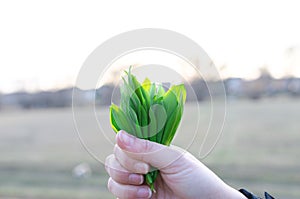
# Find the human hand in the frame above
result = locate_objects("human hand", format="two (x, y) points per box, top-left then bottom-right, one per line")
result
(105, 130), (246, 199)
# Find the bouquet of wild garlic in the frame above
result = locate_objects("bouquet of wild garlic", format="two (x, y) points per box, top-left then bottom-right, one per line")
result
(110, 66), (186, 191)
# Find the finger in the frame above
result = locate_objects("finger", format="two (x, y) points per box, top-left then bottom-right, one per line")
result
(114, 144), (150, 174)
(105, 154), (144, 185)
(107, 177), (152, 199)
(116, 130), (185, 170)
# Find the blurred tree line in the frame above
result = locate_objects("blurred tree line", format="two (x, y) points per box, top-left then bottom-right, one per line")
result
(0, 73), (300, 110)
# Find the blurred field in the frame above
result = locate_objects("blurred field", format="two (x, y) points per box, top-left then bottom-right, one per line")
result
(0, 98), (300, 199)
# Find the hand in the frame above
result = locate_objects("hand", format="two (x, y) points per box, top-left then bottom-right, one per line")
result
(105, 130), (246, 199)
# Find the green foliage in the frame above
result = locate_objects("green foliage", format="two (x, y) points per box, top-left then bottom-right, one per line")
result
(109, 66), (186, 191)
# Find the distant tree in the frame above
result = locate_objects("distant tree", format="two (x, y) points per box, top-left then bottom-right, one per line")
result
(258, 65), (272, 79)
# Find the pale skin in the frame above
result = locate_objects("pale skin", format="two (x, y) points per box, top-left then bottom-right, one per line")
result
(105, 131), (247, 199)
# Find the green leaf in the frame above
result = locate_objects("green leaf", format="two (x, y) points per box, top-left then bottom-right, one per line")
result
(122, 77), (141, 112)
(156, 84), (165, 98)
(170, 84), (187, 103)
(163, 88), (178, 118)
(110, 104), (135, 135)
(149, 83), (156, 104)
(161, 103), (181, 145)
(152, 104), (167, 133)
(125, 67), (145, 107)
(148, 106), (157, 142)
(131, 76), (145, 104)
(110, 105), (120, 133)
(140, 104), (148, 138)
(161, 93), (185, 145)
(142, 78), (151, 92)
(153, 95), (163, 103)
(140, 84), (150, 111)
(127, 106), (140, 137)
(151, 104), (167, 143)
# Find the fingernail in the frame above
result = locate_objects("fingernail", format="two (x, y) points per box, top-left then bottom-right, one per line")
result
(137, 187), (152, 198)
(118, 131), (134, 146)
(134, 163), (149, 174)
(128, 174), (143, 184)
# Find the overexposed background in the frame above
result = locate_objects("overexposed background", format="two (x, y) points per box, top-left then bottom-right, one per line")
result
(1, 0), (300, 93)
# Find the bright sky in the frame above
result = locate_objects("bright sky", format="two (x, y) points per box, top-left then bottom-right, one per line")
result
(1, 0), (300, 93)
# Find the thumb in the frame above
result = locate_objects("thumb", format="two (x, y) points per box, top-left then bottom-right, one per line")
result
(116, 130), (185, 170)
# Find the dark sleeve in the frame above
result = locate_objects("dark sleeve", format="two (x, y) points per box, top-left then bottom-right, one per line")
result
(239, 189), (275, 199)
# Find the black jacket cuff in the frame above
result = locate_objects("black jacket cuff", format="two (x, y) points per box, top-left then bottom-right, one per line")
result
(239, 189), (274, 199)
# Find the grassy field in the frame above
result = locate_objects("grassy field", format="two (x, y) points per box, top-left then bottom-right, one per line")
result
(0, 98), (300, 199)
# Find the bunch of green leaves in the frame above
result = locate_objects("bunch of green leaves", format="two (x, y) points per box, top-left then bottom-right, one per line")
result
(110, 66), (186, 192)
